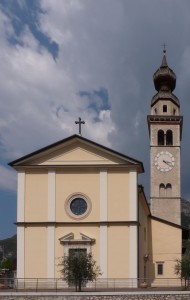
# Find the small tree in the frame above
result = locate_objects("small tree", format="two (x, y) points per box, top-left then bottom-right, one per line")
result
(175, 255), (190, 289)
(0, 258), (13, 277)
(59, 250), (101, 291)
(0, 258), (13, 270)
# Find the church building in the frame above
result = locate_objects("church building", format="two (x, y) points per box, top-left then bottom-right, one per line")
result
(9, 51), (186, 287)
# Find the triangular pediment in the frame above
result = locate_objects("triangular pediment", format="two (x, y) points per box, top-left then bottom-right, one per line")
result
(59, 232), (95, 244)
(9, 135), (143, 172)
(39, 145), (124, 165)
(59, 232), (74, 242)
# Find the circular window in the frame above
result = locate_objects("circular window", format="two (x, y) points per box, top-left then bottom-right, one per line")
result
(66, 194), (91, 219)
(70, 197), (87, 216)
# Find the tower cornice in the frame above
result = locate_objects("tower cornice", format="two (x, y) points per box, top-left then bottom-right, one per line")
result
(147, 115), (183, 140)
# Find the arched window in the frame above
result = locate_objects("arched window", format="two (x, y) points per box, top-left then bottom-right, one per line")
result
(166, 130), (173, 145)
(158, 130), (164, 145)
(166, 184), (172, 197)
(159, 184), (165, 197)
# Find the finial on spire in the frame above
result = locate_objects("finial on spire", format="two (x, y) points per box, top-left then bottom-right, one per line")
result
(161, 43), (168, 67)
(162, 43), (166, 54)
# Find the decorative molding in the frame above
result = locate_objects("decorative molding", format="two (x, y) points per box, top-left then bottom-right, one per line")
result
(59, 232), (74, 242)
(129, 171), (137, 221)
(48, 170), (56, 222)
(59, 232), (94, 256)
(65, 193), (91, 220)
(59, 232), (95, 243)
(17, 171), (25, 222)
(17, 227), (24, 278)
(16, 221), (139, 226)
(100, 225), (107, 278)
(100, 169), (108, 222)
(129, 225), (138, 286)
(47, 226), (55, 278)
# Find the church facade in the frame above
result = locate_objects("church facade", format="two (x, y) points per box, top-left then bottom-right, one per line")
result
(9, 52), (185, 286)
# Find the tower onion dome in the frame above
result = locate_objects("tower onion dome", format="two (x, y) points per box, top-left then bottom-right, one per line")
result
(151, 50), (180, 107)
(153, 51), (176, 92)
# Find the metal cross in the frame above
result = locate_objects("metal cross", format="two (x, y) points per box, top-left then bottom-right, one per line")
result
(75, 117), (85, 135)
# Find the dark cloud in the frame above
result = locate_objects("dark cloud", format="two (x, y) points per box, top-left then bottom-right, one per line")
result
(0, 0), (190, 238)
(0, 0), (59, 58)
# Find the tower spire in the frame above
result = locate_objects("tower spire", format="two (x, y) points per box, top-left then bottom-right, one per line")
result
(153, 48), (176, 94)
(161, 44), (168, 67)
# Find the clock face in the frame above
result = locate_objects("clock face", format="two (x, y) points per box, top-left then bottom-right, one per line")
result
(70, 197), (87, 216)
(154, 151), (175, 172)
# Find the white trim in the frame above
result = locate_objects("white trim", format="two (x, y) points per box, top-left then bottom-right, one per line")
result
(100, 169), (107, 221)
(47, 226), (55, 278)
(48, 170), (56, 222)
(59, 232), (95, 243)
(99, 170), (108, 278)
(99, 225), (107, 278)
(17, 171), (25, 222)
(129, 171), (137, 221)
(65, 194), (91, 219)
(17, 227), (24, 278)
(129, 225), (138, 285)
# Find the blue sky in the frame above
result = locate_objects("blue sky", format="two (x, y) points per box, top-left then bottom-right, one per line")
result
(1, 0), (190, 239)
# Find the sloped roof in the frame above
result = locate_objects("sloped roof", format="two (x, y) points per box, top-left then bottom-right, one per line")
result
(9, 134), (144, 173)
(150, 215), (190, 231)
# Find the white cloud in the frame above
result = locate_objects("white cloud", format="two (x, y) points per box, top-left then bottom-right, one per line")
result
(0, 165), (16, 191)
(0, 1), (119, 162)
(0, 0), (190, 199)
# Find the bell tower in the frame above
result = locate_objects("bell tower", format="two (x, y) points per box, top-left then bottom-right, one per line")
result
(147, 50), (183, 225)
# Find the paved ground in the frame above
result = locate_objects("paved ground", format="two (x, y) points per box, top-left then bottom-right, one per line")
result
(0, 287), (190, 293)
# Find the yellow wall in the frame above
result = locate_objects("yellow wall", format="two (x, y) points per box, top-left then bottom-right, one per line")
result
(138, 191), (149, 279)
(24, 226), (47, 278)
(107, 225), (130, 278)
(56, 170), (99, 222)
(148, 218), (181, 279)
(25, 171), (48, 221)
(22, 167), (182, 281)
(108, 171), (129, 221)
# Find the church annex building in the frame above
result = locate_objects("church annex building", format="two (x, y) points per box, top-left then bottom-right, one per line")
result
(9, 52), (188, 286)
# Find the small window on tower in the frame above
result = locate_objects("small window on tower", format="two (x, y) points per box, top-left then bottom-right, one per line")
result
(173, 108), (176, 115)
(159, 183), (165, 197)
(166, 130), (173, 145)
(158, 130), (164, 145)
(163, 105), (167, 112)
(166, 183), (172, 197)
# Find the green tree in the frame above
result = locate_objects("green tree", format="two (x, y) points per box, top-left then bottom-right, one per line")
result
(0, 258), (13, 277)
(175, 254), (190, 289)
(0, 258), (13, 271)
(59, 250), (101, 291)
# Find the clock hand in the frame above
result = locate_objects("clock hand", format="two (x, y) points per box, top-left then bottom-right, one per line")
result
(163, 160), (172, 166)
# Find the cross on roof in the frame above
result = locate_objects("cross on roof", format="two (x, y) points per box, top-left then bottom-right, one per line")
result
(75, 117), (85, 136)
